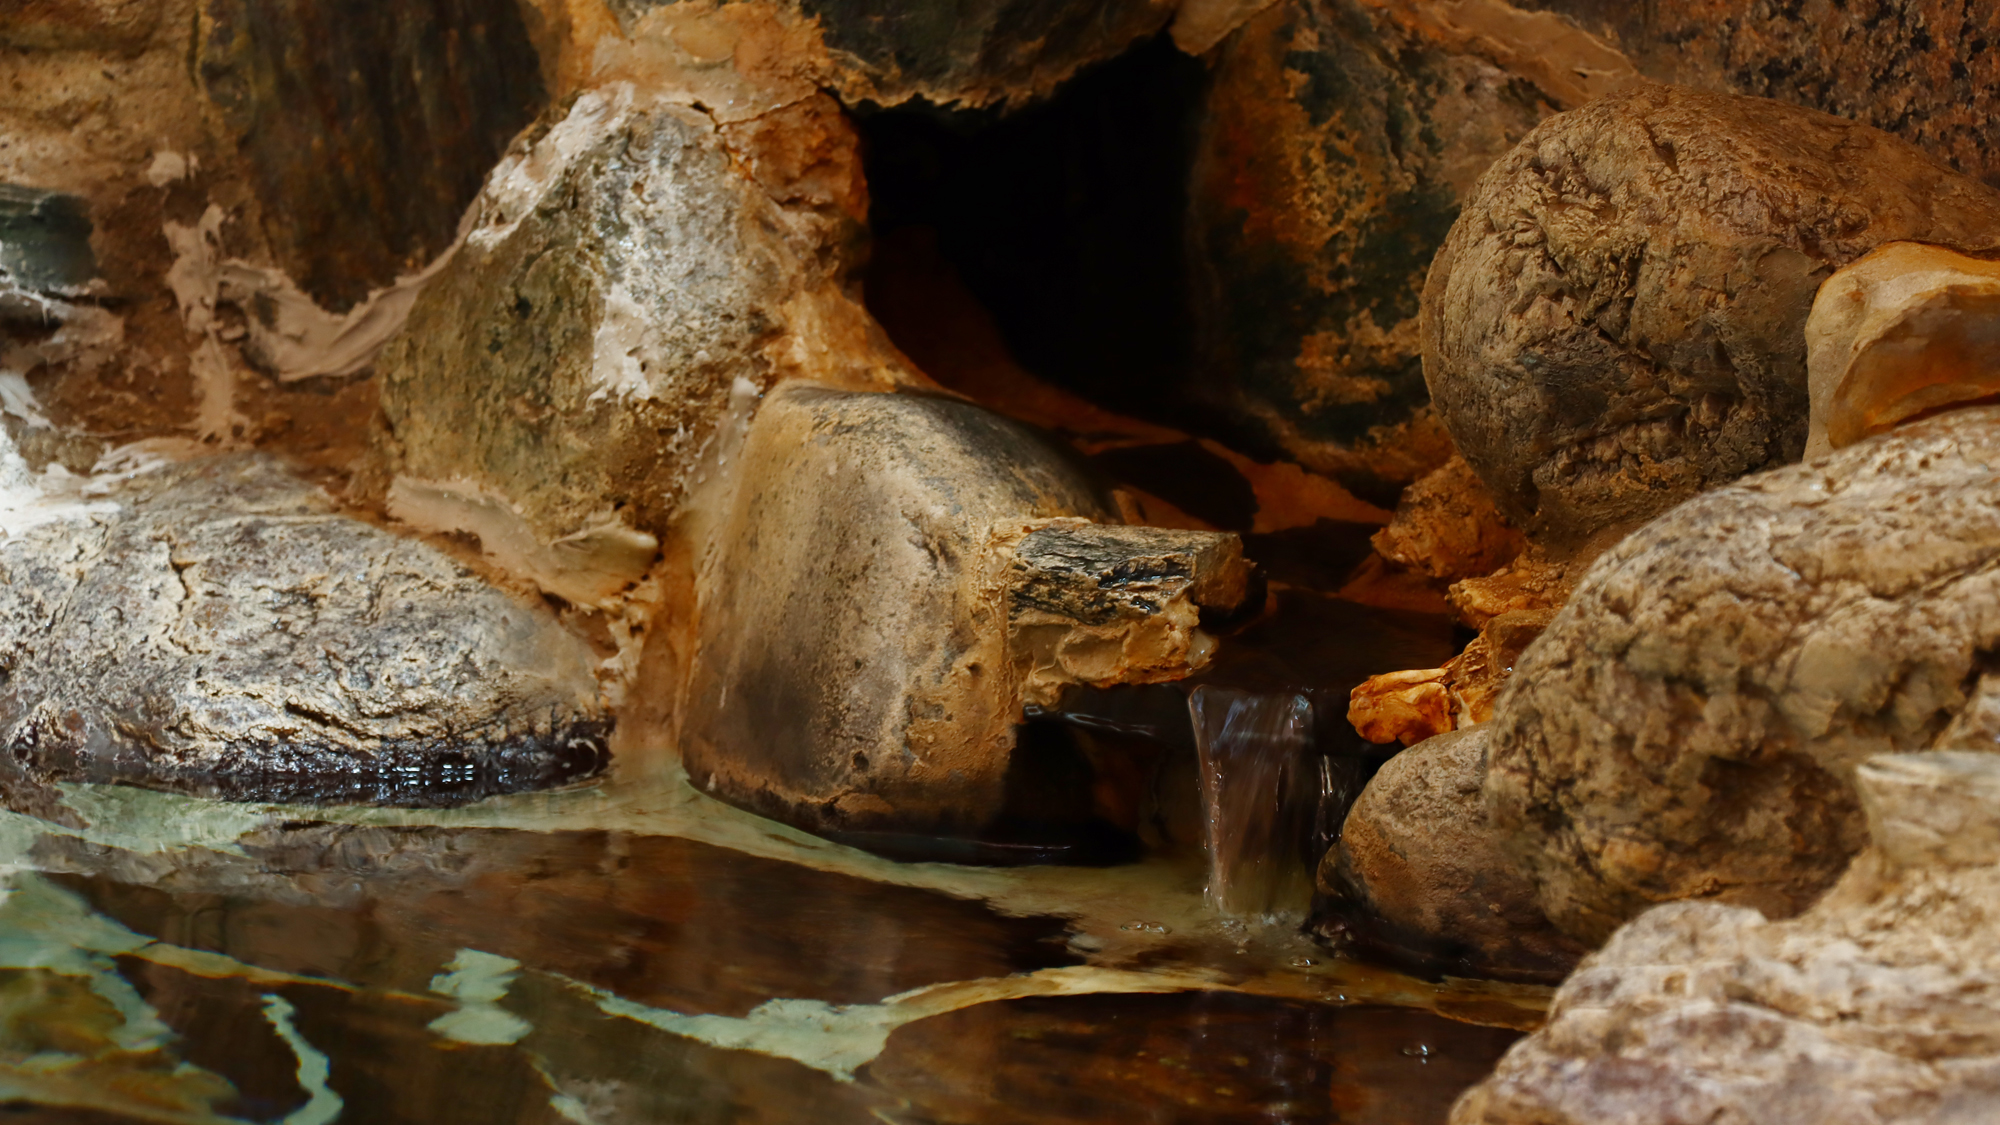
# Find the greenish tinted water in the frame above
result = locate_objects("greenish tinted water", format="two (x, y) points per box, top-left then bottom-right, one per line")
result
(0, 761), (1541, 1124)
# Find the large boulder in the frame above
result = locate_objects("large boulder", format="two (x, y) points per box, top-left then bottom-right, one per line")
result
(1317, 726), (1586, 982)
(683, 382), (1251, 844)
(374, 83), (891, 606)
(1455, 751), (2000, 1125)
(1489, 405), (2000, 942)
(1424, 85), (2000, 548)
(0, 450), (607, 807)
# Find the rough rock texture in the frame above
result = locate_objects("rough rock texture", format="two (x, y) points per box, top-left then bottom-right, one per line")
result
(1446, 551), (1567, 629)
(375, 83), (892, 606)
(1347, 667), (1453, 748)
(0, 453), (608, 806)
(1455, 750), (2000, 1125)
(1346, 607), (1551, 746)
(1006, 519), (1251, 709)
(597, 0), (1178, 111)
(1319, 726), (1587, 982)
(1489, 405), (2000, 943)
(1807, 241), (2000, 456)
(1424, 85), (2000, 548)
(1187, 0), (2000, 507)
(1188, 0), (1554, 498)
(198, 0), (548, 310)
(1371, 455), (1524, 583)
(1509, 0), (2000, 191)
(684, 383), (1248, 840)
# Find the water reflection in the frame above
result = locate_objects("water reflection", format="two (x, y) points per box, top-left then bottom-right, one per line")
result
(0, 769), (1539, 1124)
(868, 991), (1520, 1125)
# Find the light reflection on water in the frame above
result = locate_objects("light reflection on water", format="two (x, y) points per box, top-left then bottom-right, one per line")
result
(0, 762), (1542, 1124)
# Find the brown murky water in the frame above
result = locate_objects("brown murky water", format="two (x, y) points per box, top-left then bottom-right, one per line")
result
(0, 737), (1538, 1125)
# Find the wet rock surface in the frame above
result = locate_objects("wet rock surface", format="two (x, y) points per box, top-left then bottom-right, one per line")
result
(0, 453), (607, 807)
(1489, 405), (2000, 942)
(1455, 751), (2000, 1125)
(1424, 84), (2000, 548)
(1319, 727), (1585, 983)
(686, 383), (1255, 846)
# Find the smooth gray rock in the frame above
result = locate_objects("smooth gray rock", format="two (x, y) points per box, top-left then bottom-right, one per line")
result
(0, 453), (608, 807)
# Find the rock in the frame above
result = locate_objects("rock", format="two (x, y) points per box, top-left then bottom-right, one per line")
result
(1439, 608), (1552, 727)
(1488, 404), (2000, 943)
(198, 0), (548, 310)
(375, 83), (896, 606)
(1006, 519), (1252, 710)
(1424, 84), (2000, 549)
(1453, 750), (2000, 1125)
(1807, 241), (2000, 457)
(591, 0), (1178, 112)
(683, 382), (1250, 842)
(1513, 0), (2000, 192)
(1187, 0), (1552, 500)
(0, 184), (95, 319)
(1346, 608), (1551, 746)
(1318, 726), (1587, 983)
(1370, 455), (1525, 584)
(0, 451), (608, 807)
(1347, 668), (1453, 748)
(1446, 551), (1568, 629)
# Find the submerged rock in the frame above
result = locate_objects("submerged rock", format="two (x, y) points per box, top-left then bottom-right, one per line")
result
(1455, 751), (2000, 1125)
(0, 453), (607, 807)
(1807, 241), (2000, 456)
(684, 382), (1250, 845)
(1489, 405), (2000, 942)
(1319, 726), (1586, 982)
(1424, 85), (2000, 548)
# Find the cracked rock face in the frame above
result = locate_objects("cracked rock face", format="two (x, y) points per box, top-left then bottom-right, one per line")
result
(1319, 726), (1586, 983)
(1488, 405), (2000, 942)
(1455, 751), (2000, 1125)
(1424, 85), (2000, 548)
(684, 383), (1249, 842)
(0, 454), (608, 807)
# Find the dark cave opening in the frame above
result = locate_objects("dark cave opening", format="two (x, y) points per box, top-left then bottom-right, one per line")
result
(858, 34), (1209, 434)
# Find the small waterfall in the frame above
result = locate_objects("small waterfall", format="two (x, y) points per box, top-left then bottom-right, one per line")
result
(1191, 685), (1321, 918)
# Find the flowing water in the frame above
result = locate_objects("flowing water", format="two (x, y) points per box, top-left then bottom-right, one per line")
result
(0, 593), (1529, 1124)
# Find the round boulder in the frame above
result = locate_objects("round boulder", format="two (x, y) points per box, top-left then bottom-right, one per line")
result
(1423, 84), (2000, 547)
(1319, 726), (1586, 982)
